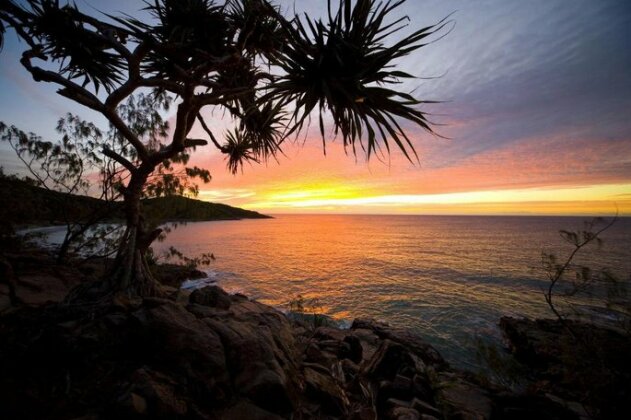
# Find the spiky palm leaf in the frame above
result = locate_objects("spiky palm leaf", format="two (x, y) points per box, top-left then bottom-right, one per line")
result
(226, 0), (285, 57)
(25, 0), (125, 92)
(223, 128), (258, 174)
(240, 100), (286, 158)
(268, 0), (447, 160)
(116, 0), (232, 79)
(222, 100), (286, 173)
(0, 19), (5, 50)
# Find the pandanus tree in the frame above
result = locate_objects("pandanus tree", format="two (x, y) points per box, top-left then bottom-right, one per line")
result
(0, 0), (447, 298)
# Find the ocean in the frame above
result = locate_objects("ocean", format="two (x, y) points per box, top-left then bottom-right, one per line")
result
(153, 214), (631, 369)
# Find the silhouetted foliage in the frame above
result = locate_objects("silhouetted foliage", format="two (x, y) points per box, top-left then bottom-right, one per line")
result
(0, 117), (122, 262)
(0, 0), (446, 297)
(542, 216), (630, 335)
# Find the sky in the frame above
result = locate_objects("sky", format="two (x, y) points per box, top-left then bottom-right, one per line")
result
(1, 0), (630, 216)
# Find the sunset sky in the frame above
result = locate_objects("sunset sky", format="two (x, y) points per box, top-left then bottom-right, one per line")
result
(1, 0), (630, 215)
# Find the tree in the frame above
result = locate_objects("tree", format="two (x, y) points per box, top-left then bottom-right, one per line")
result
(541, 216), (629, 336)
(1, 116), (123, 263)
(0, 0), (447, 298)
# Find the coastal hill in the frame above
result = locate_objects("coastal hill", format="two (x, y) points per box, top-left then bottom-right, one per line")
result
(0, 176), (270, 225)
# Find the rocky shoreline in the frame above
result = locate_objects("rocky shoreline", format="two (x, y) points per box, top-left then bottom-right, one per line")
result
(1, 253), (629, 419)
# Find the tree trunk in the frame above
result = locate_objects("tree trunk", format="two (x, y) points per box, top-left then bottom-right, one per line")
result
(0, 256), (20, 306)
(56, 230), (72, 265)
(65, 170), (164, 303)
(109, 171), (163, 297)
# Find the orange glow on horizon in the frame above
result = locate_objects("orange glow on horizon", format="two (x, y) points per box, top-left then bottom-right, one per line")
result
(195, 181), (631, 216)
(184, 118), (631, 217)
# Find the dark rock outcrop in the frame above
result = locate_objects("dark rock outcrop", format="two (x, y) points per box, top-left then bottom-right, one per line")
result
(0, 275), (598, 420)
(189, 285), (232, 309)
(500, 316), (631, 419)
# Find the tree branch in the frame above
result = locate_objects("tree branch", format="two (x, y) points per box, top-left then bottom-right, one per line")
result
(196, 113), (225, 152)
(102, 146), (137, 174)
(184, 138), (208, 148)
(21, 50), (104, 111)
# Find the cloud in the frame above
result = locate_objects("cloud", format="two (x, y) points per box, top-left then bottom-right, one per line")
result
(197, 189), (256, 202)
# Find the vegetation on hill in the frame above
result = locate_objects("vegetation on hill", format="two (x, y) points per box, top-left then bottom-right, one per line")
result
(0, 175), (269, 226)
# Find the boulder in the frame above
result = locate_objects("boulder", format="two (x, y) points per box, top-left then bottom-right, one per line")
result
(304, 366), (350, 415)
(352, 327), (382, 361)
(352, 318), (447, 369)
(304, 342), (338, 366)
(491, 394), (581, 420)
(189, 285), (231, 309)
(410, 398), (441, 418)
(411, 374), (434, 402)
(341, 358), (360, 382)
(363, 339), (417, 380)
(222, 400), (284, 420)
(131, 301), (229, 402)
(344, 334), (363, 363)
(390, 406), (421, 420)
(128, 368), (188, 418)
(203, 298), (300, 415)
(434, 372), (493, 420)
(349, 406), (379, 420)
(500, 316), (631, 418)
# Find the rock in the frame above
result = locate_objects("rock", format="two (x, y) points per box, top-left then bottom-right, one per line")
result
(492, 394), (581, 420)
(203, 297), (300, 415)
(116, 391), (147, 415)
(129, 368), (188, 417)
(411, 374), (434, 402)
(344, 334), (363, 363)
(314, 326), (350, 341)
(152, 263), (205, 288)
(349, 406), (379, 420)
(410, 398), (441, 417)
(390, 406), (421, 420)
(393, 374), (413, 394)
(222, 400), (284, 420)
(7, 276), (568, 420)
(352, 327), (381, 361)
(377, 378), (414, 412)
(319, 338), (352, 359)
(500, 316), (631, 418)
(434, 373), (493, 420)
(304, 366), (350, 415)
(544, 394), (590, 419)
(363, 340), (417, 381)
(352, 318), (447, 369)
(131, 301), (229, 402)
(341, 358), (360, 382)
(186, 302), (229, 319)
(129, 393), (147, 414)
(303, 342), (330, 366)
(384, 398), (413, 416)
(189, 285), (231, 309)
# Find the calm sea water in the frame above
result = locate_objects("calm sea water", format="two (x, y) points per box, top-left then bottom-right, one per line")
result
(153, 215), (631, 369)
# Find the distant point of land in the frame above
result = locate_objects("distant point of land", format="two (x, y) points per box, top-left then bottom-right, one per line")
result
(0, 176), (271, 226)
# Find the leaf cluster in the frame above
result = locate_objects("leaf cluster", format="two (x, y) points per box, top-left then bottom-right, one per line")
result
(1, 0), (448, 176)
(542, 216), (630, 335)
(266, 0), (449, 159)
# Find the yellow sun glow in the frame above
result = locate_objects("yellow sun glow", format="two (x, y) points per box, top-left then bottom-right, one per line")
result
(237, 182), (631, 215)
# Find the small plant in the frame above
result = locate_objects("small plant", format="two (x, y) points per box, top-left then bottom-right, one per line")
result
(288, 294), (329, 330)
(162, 246), (215, 270)
(541, 216), (630, 335)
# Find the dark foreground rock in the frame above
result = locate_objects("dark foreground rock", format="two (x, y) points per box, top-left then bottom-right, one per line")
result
(0, 283), (587, 420)
(0, 252), (594, 419)
(500, 316), (631, 419)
